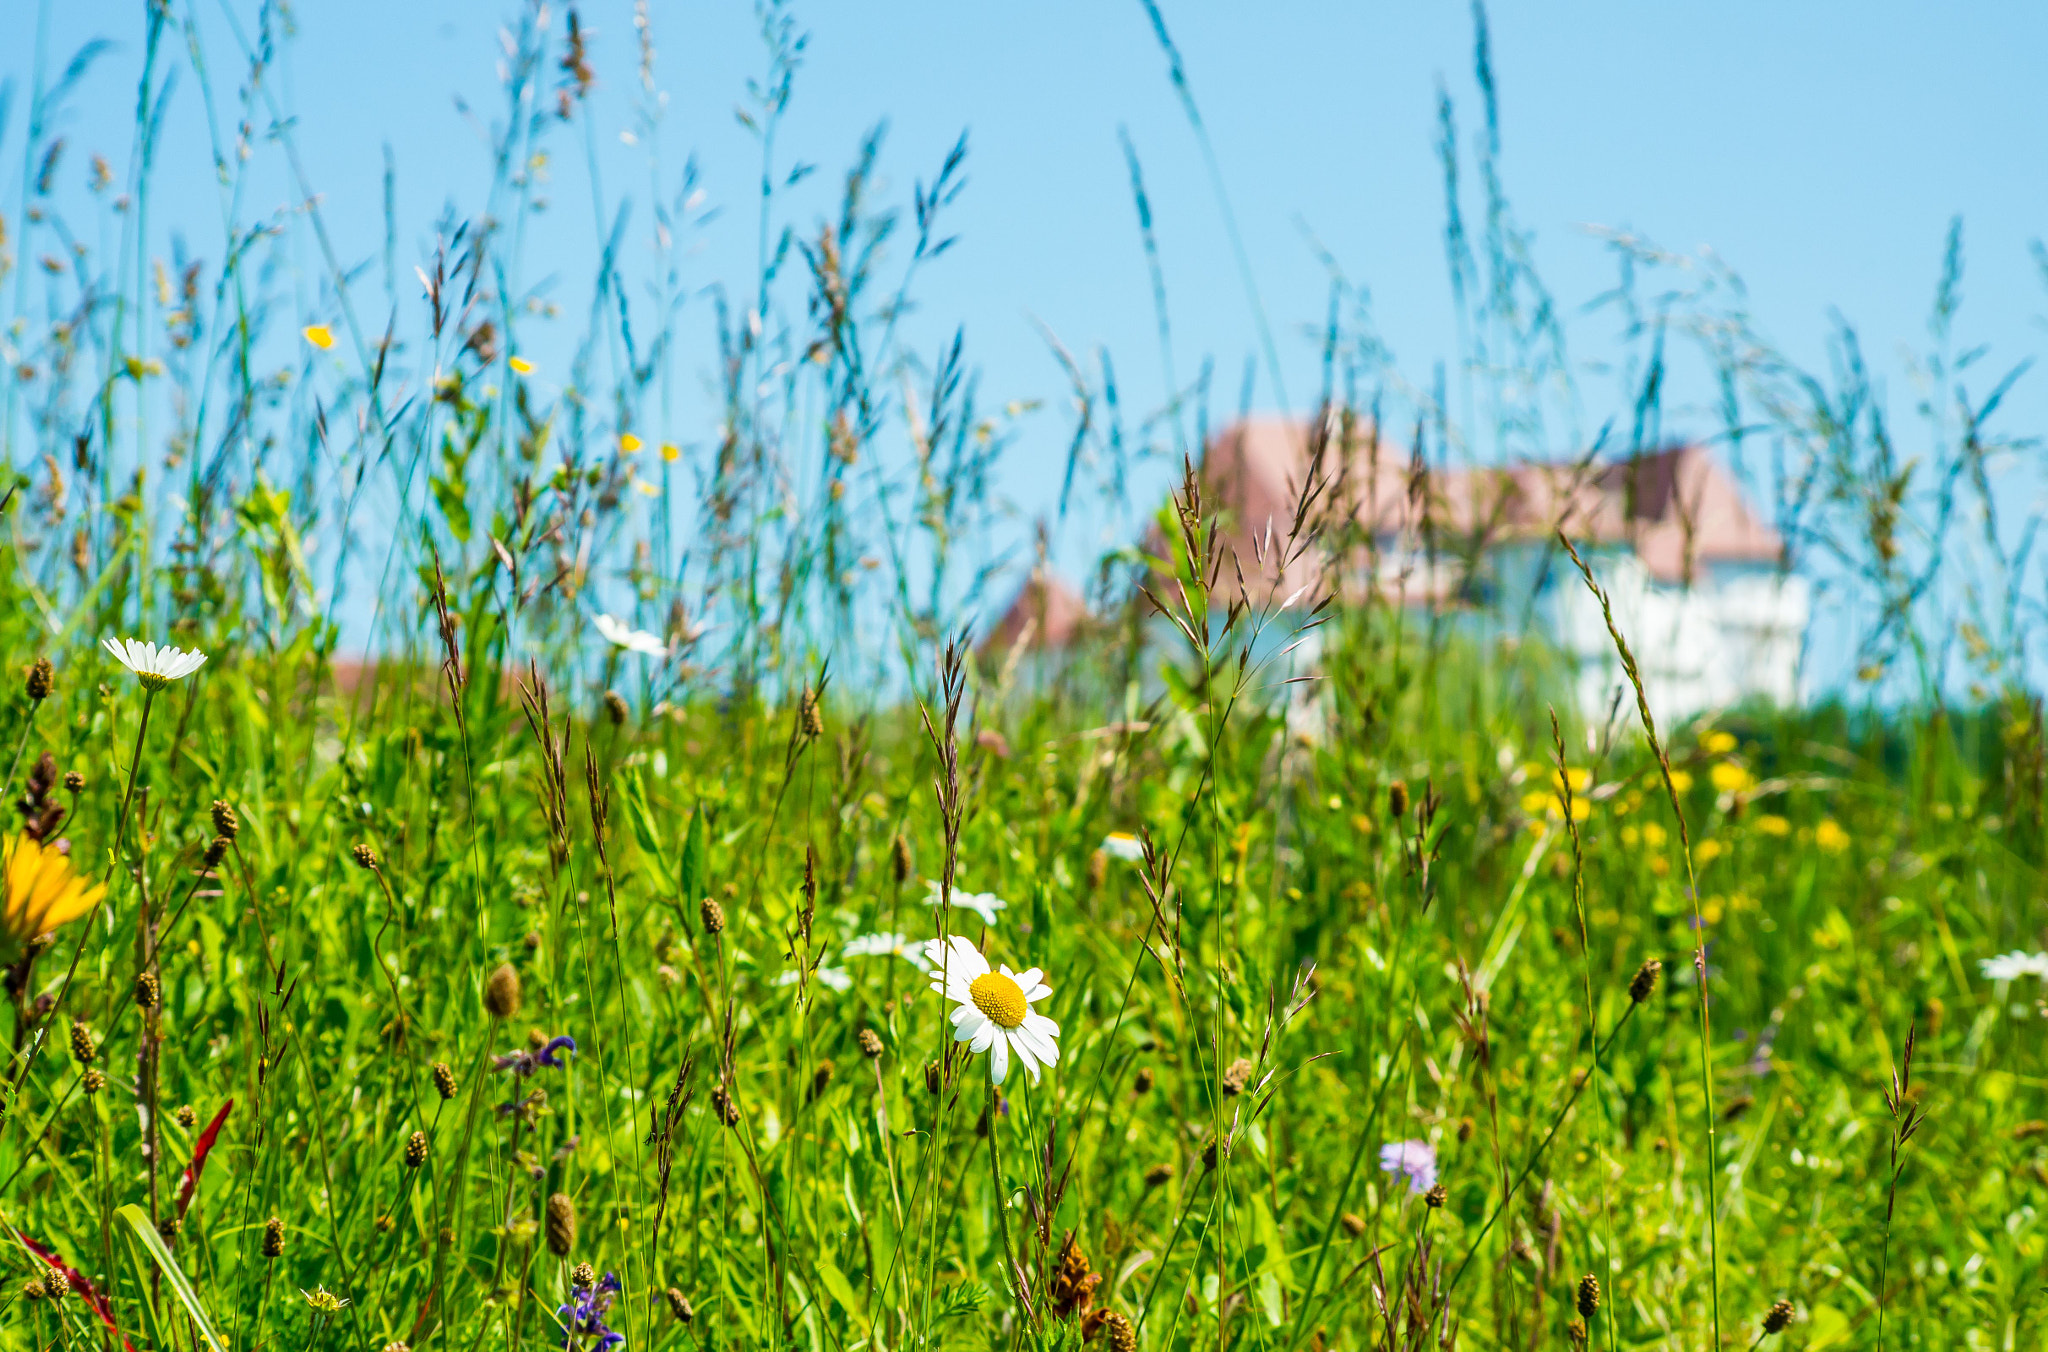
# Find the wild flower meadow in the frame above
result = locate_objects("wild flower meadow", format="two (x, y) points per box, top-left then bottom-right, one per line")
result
(0, 4), (2043, 1352)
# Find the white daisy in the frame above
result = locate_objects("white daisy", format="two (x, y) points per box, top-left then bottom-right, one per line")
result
(922, 934), (1059, 1086)
(1979, 950), (2048, 983)
(843, 932), (932, 972)
(1101, 832), (1145, 862)
(923, 879), (1006, 926)
(593, 613), (668, 659)
(101, 637), (208, 691)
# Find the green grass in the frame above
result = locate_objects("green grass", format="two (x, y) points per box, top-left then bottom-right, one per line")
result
(0, 4), (2045, 1351)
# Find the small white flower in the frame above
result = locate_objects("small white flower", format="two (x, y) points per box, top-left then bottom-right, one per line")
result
(1101, 832), (1145, 862)
(593, 613), (668, 658)
(843, 932), (931, 972)
(101, 637), (207, 691)
(924, 879), (1006, 926)
(1979, 950), (2048, 983)
(776, 965), (852, 992)
(922, 934), (1059, 1086)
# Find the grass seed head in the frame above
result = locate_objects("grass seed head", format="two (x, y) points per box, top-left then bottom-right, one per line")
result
(175, 1104), (195, 1127)
(263, 1216), (286, 1258)
(1221, 1057), (1253, 1097)
(571, 1260), (596, 1289)
(63, 770), (83, 793)
(1143, 1162), (1174, 1189)
(404, 1130), (428, 1169)
(1388, 779), (1409, 820)
(351, 842), (379, 870)
(603, 690), (629, 725)
(546, 1192), (577, 1256)
(699, 897), (725, 936)
(1132, 1066), (1154, 1095)
(1762, 1300), (1795, 1334)
(69, 1022), (95, 1064)
(135, 971), (160, 1011)
(484, 963), (522, 1019)
(1629, 959), (1662, 1004)
(891, 834), (912, 884)
(1576, 1273), (1601, 1318)
(1340, 1212), (1366, 1237)
(81, 1068), (105, 1095)
(25, 657), (53, 702)
(710, 1084), (741, 1125)
(857, 1028), (883, 1059)
(1425, 1183), (1447, 1209)
(22, 1277), (46, 1301)
(924, 1060), (942, 1095)
(204, 835), (229, 868)
(665, 1288), (694, 1323)
(432, 1061), (459, 1099)
(210, 799), (238, 840)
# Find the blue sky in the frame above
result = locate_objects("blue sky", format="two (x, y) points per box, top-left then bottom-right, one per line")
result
(8, 1), (2048, 659)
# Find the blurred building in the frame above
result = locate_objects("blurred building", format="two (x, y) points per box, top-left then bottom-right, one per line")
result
(991, 416), (1810, 722)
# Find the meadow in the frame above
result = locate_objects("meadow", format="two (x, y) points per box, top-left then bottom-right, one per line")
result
(0, 4), (2044, 1351)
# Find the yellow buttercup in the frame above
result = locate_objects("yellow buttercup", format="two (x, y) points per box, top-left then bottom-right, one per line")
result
(3, 835), (105, 947)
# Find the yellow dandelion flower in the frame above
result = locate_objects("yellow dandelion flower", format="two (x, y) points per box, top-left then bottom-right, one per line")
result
(1667, 769), (1694, 793)
(3, 835), (106, 948)
(509, 356), (535, 375)
(1519, 790), (1551, 818)
(661, 442), (681, 462)
(620, 432), (642, 454)
(302, 324), (335, 350)
(1815, 819), (1849, 853)
(1702, 731), (1737, 755)
(1709, 762), (1754, 794)
(1695, 838), (1724, 864)
(1641, 821), (1668, 849)
(1756, 814), (1791, 837)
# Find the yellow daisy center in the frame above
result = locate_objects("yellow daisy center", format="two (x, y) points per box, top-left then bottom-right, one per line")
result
(968, 971), (1028, 1029)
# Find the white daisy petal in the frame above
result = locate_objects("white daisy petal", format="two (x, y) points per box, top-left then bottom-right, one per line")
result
(968, 1022), (996, 1054)
(1026, 982), (1052, 1002)
(1013, 967), (1044, 991)
(988, 1033), (1009, 1085)
(1016, 1021), (1059, 1067)
(1025, 1010), (1060, 1040)
(1008, 1030), (1040, 1078)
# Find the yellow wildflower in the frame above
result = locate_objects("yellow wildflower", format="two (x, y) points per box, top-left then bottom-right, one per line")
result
(1702, 731), (1737, 755)
(1641, 821), (1667, 849)
(1815, 819), (1849, 853)
(620, 432), (642, 454)
(4, 835), (105, 948)
(509, 356), (535, 375)
(1695, 838), (1723, 864)
(1709, 762), (1754, 794)
(1756, 814), (1791, 837)
(661, 442), (681, 462)
(302, 324), (335, 350)
(1667, 769), (1694, 794)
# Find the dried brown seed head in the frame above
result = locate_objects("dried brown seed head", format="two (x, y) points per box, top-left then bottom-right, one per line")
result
(603, 690), (629, 725)
(699, 897), (726, 936)
(203, 835), (229, 868)
(1387, 779), (1409, 821)
(262, 1216), (285, 1258)
(665, 1288), (695, 1323)
(63, 770), (84, 793)
(1221, 1057), (1253, 1097)
(81, 1068), (105, 1095)
(404, 1131), (429, 1169)
(26, 657), (53, 702)
(351, 842), (379, 870)
(1143, 1162), (1175, 1189)
(571, 1261), (596, 1289)
(1576, 1274), (1600, 1319)
(134, 972), (160, 1012)
(545, 1193), (577, 1257)
(210, 799), (238, 840)
(483, 963), (522, 1019)
(1340, 1212), (1366, 1237)
(891, 834), (912, 884)
(1762, 1300), (1794, 1334)
(1132, 1066), (1154, 1095)
(432, 1061), (459, 1100)
(857, 1028), (884, 1059)
(1629, 959), (1662, 1004)
(1425, 1183), (1447, 1209)
(69, 1022), (95, 1065)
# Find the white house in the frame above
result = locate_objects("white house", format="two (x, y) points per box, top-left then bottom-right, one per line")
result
(991, 417), (1809, 724)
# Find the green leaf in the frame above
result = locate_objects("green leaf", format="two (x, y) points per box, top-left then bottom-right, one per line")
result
(679, 804), (708, 909)
(115, 1203), (229, 1351)
(813, 1255), (862, 1322)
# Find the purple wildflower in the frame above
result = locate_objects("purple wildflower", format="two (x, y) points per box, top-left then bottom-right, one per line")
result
(1378, 1139), (1437, 1195)
(495, 1035), (578, 1079)
(559, 1270), (624, 1351)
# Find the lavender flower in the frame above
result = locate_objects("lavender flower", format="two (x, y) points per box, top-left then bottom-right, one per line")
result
(1378, 1138), (1437, 1195)
(495, 1035), (578, 1079)
(559, 1270), (624, 1351)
